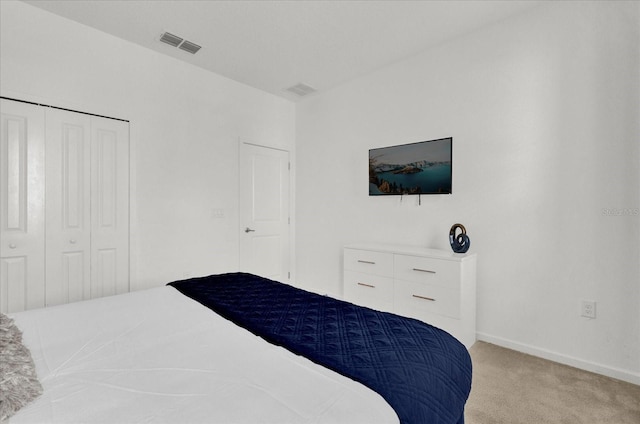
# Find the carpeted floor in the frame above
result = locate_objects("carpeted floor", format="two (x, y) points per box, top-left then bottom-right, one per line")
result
(465, 342), (640, 424)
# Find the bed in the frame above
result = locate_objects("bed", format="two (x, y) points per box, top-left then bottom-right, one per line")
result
(3, 272), (472, 424)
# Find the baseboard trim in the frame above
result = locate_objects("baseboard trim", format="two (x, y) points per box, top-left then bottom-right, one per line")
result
(476, 332), (640, 386)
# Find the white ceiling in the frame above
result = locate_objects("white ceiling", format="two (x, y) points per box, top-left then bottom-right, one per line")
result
(23, 0), (541, 101)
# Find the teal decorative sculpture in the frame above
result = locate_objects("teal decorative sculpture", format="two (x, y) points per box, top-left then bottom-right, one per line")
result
(449, 223), (470, 253)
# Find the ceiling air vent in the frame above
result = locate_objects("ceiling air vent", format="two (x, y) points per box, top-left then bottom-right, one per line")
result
(178, 40), (202, 55)
(159, 32), (183, 47)
(159, 31), (202, 54)
(285, 83), (317, 97)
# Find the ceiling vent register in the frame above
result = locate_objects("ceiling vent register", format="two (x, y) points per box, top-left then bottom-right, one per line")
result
(160, 32), (201, 54)
(285, 83), (317, 97)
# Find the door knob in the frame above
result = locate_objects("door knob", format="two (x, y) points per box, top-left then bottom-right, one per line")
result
(244, 227), (255, 233)
(70, 239), (77, 244)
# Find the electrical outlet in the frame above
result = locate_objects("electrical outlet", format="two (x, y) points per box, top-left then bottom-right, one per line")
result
(581, 300), (596, 319)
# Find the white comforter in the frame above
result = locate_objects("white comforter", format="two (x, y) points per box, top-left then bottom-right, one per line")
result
(10, 286), (398, 424)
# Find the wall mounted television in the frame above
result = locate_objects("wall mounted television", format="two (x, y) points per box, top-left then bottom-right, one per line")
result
(369, 137), (452, 195)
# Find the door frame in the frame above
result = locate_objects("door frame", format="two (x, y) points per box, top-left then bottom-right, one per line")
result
(238, 140), (293, 283)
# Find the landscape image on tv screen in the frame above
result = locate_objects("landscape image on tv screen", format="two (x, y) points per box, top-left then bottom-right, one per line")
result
(369, 137), (452, 195)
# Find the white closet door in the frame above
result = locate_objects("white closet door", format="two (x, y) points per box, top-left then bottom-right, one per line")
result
(2, 99), (129, 312)
(45, 108), (92, 306)
(90, 117), (129, 298)
(0, 100), (46, 313)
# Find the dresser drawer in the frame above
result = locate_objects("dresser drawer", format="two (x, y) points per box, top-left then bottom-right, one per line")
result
(343, 270), (394, 312)
(394, 279), (460, 319)
(394, 254), (460, 288)
(344, 248), (393, 277)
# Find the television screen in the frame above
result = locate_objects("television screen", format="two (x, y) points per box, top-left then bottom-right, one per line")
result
(369, 137), (452, 195)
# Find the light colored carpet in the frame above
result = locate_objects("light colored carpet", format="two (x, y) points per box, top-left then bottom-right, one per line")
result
(466, 342), (640, 424)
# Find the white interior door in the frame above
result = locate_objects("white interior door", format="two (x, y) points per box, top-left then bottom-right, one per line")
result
(90, 116), (129, 298)
(45, 108), (92, 306)
(0, 99), (46, 313)
(239, 143), (290, 282)
(46, 111), (130, 305)
(1, 98), (129, 312)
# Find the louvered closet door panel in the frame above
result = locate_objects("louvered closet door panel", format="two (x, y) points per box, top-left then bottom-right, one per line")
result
(45, 109), (91, 306)
(0, 100), (46, 313)
(90, 117), (129, 298)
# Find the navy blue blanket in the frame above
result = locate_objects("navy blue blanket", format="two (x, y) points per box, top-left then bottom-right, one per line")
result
(168, 273), (472, 424)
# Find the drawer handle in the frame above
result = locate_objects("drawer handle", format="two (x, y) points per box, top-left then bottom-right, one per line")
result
(412, 294), (436, 302)
(358, 260), (376, 265)
(412, 268), (436, 274)
(357, 282), (375, 288)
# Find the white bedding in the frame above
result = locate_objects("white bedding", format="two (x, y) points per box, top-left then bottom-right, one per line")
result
(9, 286), (399, 424)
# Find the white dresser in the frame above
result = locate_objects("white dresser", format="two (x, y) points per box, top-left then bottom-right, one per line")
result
(343, 243), (477, 348)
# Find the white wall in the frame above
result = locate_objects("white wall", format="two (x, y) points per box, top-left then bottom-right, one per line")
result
(0, 1), (295, 290)
(296, 1), (640, 384)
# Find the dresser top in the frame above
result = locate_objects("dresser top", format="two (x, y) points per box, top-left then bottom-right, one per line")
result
(344, 243), (476, 262)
